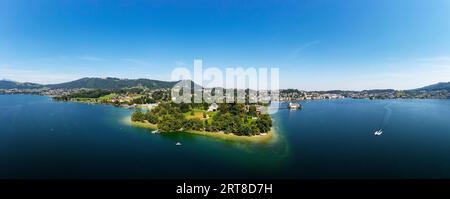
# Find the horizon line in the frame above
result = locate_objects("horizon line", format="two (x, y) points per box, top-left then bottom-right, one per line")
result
(2, 76), (447, 92)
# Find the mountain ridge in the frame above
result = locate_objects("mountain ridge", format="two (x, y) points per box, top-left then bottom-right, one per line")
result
(45, 77), (180, 89)
(0, 80), (43, 89)
(0, 77), (183, 90)
(1, 78), (449, 91)
(413, 82), (450, 92)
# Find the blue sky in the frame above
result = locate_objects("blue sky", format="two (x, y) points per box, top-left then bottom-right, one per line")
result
(1, 0), (450, 90)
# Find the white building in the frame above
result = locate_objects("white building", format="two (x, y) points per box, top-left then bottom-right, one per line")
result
(207, 103), (219, 112)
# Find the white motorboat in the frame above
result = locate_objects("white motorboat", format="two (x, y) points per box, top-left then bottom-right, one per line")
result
(374, 129), (383, 136)
(176, 142), (182, 146)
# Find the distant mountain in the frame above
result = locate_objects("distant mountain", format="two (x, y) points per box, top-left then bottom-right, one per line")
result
(45, 77), (180, 90)
(0, 77), (203, 90)
(0, 80), (43, 89)
(362, 89), (396, 93)
(413, 82), (450, 92)
(3, 77), (447, 92)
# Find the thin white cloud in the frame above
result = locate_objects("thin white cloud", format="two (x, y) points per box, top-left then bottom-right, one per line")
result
(287, 40), (320, 60)
(416, 56), (450, 63)
(78, 55), (105, 62)
(121, 58), (149, 66)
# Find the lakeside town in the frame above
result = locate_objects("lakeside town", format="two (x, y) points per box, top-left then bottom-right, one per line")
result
(2, 85), (450, 105)
(1, 78), (449, 111)
(278, 88), (450, 100)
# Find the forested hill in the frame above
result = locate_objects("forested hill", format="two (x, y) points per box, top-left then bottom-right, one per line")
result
(2, 77), (449, 92)
(412, 82), (450, 92)
(45, 77), (180, 89)
(0, 80), (43, 89)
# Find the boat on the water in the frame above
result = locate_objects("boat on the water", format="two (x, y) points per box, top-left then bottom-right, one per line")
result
(176, 142), (182, 146)
(374, 129), (383, 136)
(151, 130), (159, 134)
(288, 102), (301, 109)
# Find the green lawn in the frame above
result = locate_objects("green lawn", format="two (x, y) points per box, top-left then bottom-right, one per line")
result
(98, 93), (119, 101)
(184, 109), (206, 120)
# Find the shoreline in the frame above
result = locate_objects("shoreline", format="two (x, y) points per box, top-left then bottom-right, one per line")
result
(123, 116), (276, 144)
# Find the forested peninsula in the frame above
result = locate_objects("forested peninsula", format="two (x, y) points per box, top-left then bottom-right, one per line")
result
(130, 102), (273, 139)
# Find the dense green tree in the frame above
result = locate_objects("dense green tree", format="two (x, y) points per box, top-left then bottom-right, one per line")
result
(256, 114), (272, 133)
(152, 90), (169, 101)
(182, 119), (193, 130)
(179, 103), (190, 113)
(191, 118), (204, 130)
(202, 102), (209, 111)
(55, 89), (112, 101)
(231, 103), (244, 115)
(131, 109), (145, 122)
(157, 113), (185, 132)
(145, 111), (158, 124)
(248, 105), (257, 117)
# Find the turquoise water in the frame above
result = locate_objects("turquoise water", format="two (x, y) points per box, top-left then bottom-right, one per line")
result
(1, 95), (450, 179)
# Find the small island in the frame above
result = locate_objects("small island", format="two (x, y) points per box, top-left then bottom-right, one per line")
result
(129, 101), (274, 142)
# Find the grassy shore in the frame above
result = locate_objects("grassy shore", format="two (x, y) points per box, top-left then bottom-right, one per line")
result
(124, 117), (275, 144)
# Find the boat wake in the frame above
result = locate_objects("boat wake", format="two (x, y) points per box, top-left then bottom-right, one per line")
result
(380, 103), (392, 130)
(374, 103), (392, 136)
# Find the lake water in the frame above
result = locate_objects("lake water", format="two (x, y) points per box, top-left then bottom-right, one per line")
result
(1, 94), (450, 179)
